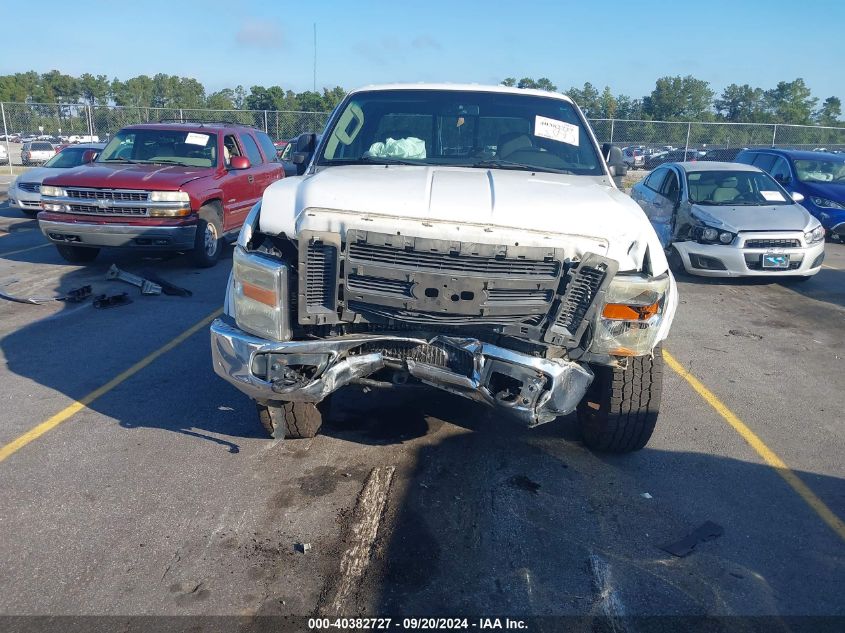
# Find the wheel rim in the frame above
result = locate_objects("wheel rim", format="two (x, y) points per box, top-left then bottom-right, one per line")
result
(204, 222), (218, 256)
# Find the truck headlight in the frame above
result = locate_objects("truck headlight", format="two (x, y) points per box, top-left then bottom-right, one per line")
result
(590, 273), (671, 357)
(232, 246), (290, 342)
(149, 191), (190, 202)
(40, 185), (67, 197)
(804, 225), (825, 244)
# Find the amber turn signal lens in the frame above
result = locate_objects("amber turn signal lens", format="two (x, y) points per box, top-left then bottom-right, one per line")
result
(602, 302), (660, 321)
(242, 281), (277, 307)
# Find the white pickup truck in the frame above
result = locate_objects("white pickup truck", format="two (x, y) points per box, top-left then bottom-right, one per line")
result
(210, 84), (677, 452)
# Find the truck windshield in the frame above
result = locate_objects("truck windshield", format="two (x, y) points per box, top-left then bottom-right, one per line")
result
(317, 89), (603, 176)
(98, 129), (218, 168)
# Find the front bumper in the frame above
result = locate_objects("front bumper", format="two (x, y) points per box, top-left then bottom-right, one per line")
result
(674, 238), (825, 277)
(38, 217), (197, 250)
(8, 187), (41, 212)
(210, 318), (594, 427)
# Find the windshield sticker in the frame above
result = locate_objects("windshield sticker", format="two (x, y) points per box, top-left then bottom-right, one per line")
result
(185, 132), (210, 146)
(761, 190), (786, 202)
(534, 116), (579, 146)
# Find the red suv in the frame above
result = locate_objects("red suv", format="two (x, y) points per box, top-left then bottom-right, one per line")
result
(38, 122), (284, 266)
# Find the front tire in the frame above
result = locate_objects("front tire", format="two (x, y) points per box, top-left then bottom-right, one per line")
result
(257, 401), (324, 439)
(56, 244), (100, 263)
(190, 205), (223, 268)
(577, 347), (664, 453)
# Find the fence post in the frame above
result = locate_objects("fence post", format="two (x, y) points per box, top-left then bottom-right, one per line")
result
(88, 105), (96, 137)
(772, 124), (778, 147)
(179, 109), (184, 123)
(609, 119), (615, 145)
(684, 122), (691, 155)
(1, 103), (11, 175)
(264, 110), (268, 133)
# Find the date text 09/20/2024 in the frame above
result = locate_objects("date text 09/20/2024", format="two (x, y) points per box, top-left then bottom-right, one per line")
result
(308, 618), (528, 630)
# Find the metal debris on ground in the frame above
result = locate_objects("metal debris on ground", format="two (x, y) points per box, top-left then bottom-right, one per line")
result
(93, 293), (133, 309)
(1, 283), (92, 305)
(641, 492), (653, 499)
(659, 521), (724, 557)
(295, 543), (312, 554)
(0, 287), (58, 304)
(106, 264), (162, 295)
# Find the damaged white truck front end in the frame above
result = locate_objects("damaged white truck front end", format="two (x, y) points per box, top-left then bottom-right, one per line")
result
(210, 84), (677, 452)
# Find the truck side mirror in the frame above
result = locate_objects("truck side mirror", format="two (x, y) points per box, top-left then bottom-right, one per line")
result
(229, 156), (251, 170)
(603, 144), (627, 188)
(82, 150), (97, 164)
(292, 133), (317, 175)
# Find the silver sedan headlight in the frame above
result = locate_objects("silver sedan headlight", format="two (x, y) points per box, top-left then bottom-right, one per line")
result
(804, 224), (825, 244)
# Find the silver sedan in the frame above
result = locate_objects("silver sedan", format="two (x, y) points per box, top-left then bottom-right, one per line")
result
(631, 161), (826, 279)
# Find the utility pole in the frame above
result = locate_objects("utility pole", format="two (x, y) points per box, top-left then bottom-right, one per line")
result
(313, 23), (317, 93)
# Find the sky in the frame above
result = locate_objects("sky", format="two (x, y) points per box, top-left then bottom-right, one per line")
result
(5, 0), (845, 102)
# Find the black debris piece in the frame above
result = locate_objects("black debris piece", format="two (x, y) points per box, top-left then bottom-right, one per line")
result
(93, 293), (133, 309)
(62, 285), (93, 303)
(141, 272), (193, 297)
(508, 474), (541, 494)
(659, 521), (724, 557)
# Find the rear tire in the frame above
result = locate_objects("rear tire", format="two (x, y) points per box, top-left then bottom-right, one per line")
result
(257, 401), (324, 439)
(190, 204), (223, 268)
(56, 244), (100, 263)
(577, 347), (664, 453)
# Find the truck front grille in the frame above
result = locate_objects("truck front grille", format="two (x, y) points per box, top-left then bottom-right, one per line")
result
(305, 241), (337, 308)
(352, 340), (474, 377)
(65, 188), (149, 202)
(68, 204), (148, 216)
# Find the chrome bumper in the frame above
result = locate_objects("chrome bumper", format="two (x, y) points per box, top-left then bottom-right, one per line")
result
(39, 219), (197, 249)
(210, 318), (594, 427)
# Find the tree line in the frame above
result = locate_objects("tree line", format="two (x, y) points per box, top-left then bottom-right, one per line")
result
(0, 71), (347, 113)
(503, 76), (842, 126)
(0, 70), (842, 127)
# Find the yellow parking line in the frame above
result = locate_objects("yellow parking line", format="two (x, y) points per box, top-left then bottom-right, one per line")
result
(0, 308), (223, 464)
(0, 243), (50, 257)
(663, 349), (845, 543)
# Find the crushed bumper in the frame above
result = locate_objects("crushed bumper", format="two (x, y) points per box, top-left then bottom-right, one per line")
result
(210, 318), (594, 427)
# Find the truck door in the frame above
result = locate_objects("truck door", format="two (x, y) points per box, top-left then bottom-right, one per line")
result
(219, 133), (255, 232)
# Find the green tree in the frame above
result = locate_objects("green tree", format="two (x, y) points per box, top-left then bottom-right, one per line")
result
(566, 82), (600, 117)
(79, 73), (111, 106)
(206, 88), (236, 110)
(815, 96), (842, 126)
(501, 77), (516, 87)
(614, 94), (643, 120)
(643, 75), (714, 120)
(714, 84), (765, 122)
(763, 78), (817, 125)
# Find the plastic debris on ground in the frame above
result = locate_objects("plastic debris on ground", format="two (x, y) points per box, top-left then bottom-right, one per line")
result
(659, 521), (724, 557)
(93, 293), (133, 309)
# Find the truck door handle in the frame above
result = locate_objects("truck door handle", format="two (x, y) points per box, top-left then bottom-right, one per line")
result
(248, 175), (254, 183)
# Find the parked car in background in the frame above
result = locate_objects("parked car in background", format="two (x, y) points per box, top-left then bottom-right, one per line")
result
(20, 134), (37, 143)
(622, 147), (644, 169)
(644, 149), (701, 170)
(21, 141), (57, 165)
(38, 122), (284, 266)
(631, 161), (825, 279)
(735, 148), (845, 242)
(211, 83), (677, 453)
(67, 134), (100, 144)
(0, 144), (7, 165)
(273, 139), (289, 158)
(8, 143), (105, 216)
(700, 147), (744, 162)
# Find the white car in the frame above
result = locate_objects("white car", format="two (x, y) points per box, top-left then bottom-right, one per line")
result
(631, 161), (825, 279)
(209, 83), (678, 453)
(0, 144), (7, 165)
(8, 143), (105, 216)
(21, 141), (56, 165)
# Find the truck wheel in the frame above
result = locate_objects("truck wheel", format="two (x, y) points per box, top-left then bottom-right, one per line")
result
(190, 205), (223, 268)
(257, 401), (324, 439)
(56, 244), (100, 263)
(576, 346), (664, 453)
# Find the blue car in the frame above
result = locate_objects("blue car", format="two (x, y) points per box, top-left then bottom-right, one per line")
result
(735, 149), (845, 241)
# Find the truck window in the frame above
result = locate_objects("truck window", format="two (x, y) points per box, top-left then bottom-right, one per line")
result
(223, 134), (242, 166)
(241, 134), (264, 166)
(256, 131), (281, 162)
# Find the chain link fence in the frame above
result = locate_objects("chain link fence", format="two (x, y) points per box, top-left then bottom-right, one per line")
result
(2, 101), (844, 174)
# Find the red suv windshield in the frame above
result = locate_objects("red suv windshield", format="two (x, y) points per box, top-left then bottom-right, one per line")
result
(99, 129), (218, 168)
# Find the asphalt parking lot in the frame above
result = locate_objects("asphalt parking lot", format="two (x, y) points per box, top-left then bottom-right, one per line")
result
(0, 191), (843, 625)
